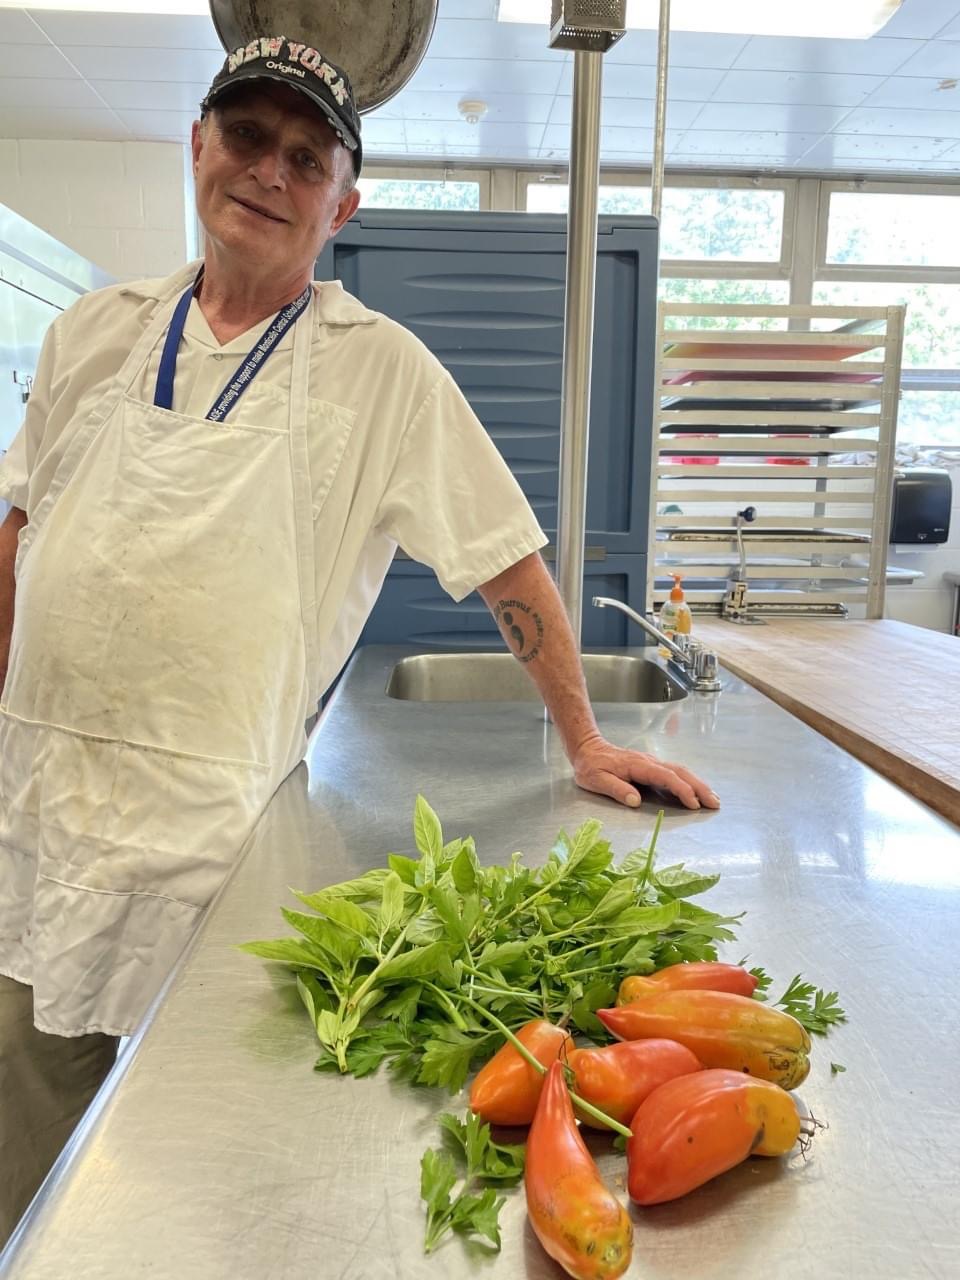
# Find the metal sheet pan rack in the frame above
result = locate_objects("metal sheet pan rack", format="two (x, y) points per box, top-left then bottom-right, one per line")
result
(646, 302), (906, 621)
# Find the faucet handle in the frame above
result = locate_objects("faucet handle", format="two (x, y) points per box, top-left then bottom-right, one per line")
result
(696, 649), (718, 680)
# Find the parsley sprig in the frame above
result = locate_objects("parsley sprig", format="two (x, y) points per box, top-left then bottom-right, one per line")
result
(749, 967), (847, 1035)
(420, 1113), (524, 1253)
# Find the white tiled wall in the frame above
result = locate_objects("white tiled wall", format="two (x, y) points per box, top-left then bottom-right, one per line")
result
(0, 138), (196, 281)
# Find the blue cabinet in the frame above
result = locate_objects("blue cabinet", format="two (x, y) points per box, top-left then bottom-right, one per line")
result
(315, 210), (658, 646)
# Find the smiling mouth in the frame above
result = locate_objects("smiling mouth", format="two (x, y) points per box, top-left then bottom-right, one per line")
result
(230, 196), (288, 223)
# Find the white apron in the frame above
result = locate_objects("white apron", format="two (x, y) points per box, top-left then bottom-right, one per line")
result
(0, 268), (320, 1036)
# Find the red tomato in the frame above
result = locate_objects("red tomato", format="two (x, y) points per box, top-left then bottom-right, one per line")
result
(525, 1061), (633, 1279)
(469, 1019), (572, 1126)
(627, 1067), (801, 1205)
(598, 989), (811, 1090)
(567, 1038), (702, 1128)
(617, 962), (758, 1005)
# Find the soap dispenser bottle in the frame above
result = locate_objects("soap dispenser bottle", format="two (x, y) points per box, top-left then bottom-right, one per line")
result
(658, 573), (692, 657)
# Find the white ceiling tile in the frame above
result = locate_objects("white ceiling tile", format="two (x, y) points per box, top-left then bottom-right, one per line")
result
(404, 55), (565, 95)
(604, 29), (747, 68)
(423, 17), (558, 60)
(0, 9), (48, 43)
(560, 62), (726, 99)
(0, 106), (128, 140)
(660, 32), (750, 69)
(693, 102), (853, 132)
(404, 118), (544, 150)
(363, 143), (410, 156)
(930, 137), (960, 156)
(602, 125), (685, 154)
(357, 119), (408, 146)
(799, 132), (957, 162)
(90, 80), (210, 113)
(836, 104), (960, 135)
(386, 90), (555, 123)
(60, 45), (222, 84)
(711, 69), (884, 106)
(0, 42), (78, 77)
(893, 39), (960, 74)
(546, 95), (701, 130)
(437, 0), (498, 17)
(733, 35), (922, 76)
(0, 76), (105, 110)
(603, 29), (659, 63)
(115, 109), (196, 142)
(537, 124), (688, 156)
(882, 0), (960, 39)
(361, 97), (405, 120)
(27, 12), (222, 52)
(860, 74), (960, 109)
(672, 130), (821, 160)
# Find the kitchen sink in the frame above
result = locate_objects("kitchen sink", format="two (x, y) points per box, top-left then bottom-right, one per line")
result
(385, 653), (688, 703)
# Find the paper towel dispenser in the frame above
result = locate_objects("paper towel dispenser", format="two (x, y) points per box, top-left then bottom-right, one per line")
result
(890, 468), (951, 545)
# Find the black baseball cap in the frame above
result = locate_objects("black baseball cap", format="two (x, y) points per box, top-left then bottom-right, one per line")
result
(201, 36), (362, 176)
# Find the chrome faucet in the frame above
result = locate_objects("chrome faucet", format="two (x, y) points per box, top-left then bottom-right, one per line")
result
(592, 597), (722, 694)
(722, 506), (766, 625)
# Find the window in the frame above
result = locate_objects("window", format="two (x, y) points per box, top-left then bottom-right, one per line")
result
(815, 184), (960, 448)
(524, 180), (785, 262)
(356, 176), (481, 211)
(811, 282), (960, 369)
(826, 192), (960, 269)
(812, 282), (960, 447)
(659, 276), (789, 327)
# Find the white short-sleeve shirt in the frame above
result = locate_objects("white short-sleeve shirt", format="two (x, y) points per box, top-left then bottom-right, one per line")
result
(0, 266), (547, 695)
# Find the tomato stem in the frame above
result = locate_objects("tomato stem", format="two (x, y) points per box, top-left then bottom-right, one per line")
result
(453, 993), (633, 1139)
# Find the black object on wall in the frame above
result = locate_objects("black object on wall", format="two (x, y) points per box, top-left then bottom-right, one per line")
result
(890, 468), (952, 545)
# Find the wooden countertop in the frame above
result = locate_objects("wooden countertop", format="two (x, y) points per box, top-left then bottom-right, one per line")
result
(694, 618), (960, 827)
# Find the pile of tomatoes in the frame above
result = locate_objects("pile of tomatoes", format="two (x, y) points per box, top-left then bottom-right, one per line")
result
(469, 961), (813, 1280)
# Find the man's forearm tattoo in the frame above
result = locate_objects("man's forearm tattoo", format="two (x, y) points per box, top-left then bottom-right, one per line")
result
(493, 598), (544, 663)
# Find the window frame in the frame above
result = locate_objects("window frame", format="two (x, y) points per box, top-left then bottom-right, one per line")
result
(356, 164), (493, 210)
(519, 169), (797, 280)
(815, 179), (960, 285)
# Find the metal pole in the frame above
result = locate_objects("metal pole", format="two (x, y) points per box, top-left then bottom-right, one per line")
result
(651, 0), (672, 223)
(555, 49), (603, 645)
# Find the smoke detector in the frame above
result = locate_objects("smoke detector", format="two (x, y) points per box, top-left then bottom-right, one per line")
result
(458, 99), (488, 125)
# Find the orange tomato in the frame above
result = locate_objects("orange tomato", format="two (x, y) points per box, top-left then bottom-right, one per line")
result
(469, 1019), (572, 1125)
(627, 1067), (801, 1205)
(526, 1061), (633, 1279)
(617, 961), (758, 1005)
(598, 989), (811, 1090)
(566, 1038), (702, 1129)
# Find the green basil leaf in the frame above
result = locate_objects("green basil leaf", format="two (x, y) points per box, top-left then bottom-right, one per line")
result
(414, 794), (443, 862)
(378, 940), (454, 984)
(237, 938), (332, 971)
(280, 908), (360, 968)
(379, 871), (406, 937)
(292, 891), (377, 940)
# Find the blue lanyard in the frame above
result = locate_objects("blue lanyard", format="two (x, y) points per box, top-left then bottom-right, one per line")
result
(154, 273), (312, 422)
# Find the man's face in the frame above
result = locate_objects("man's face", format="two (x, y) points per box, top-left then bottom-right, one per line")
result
(191, 83), (360, 277)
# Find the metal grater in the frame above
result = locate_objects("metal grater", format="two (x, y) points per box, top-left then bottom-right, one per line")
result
(549, 0), (626, 51)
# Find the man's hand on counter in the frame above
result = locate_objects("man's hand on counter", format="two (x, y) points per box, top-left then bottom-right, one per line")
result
(477, 553), (720, 813)
(570, 730), (720, 812)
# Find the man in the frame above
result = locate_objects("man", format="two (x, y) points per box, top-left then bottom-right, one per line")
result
(0, 37), (718, 1244)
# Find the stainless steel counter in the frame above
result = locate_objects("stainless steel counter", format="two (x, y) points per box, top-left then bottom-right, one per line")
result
(3, 645), (959, 1279)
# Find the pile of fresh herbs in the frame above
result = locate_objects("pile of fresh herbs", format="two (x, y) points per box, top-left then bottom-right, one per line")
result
(240, 796), (843, 1095)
